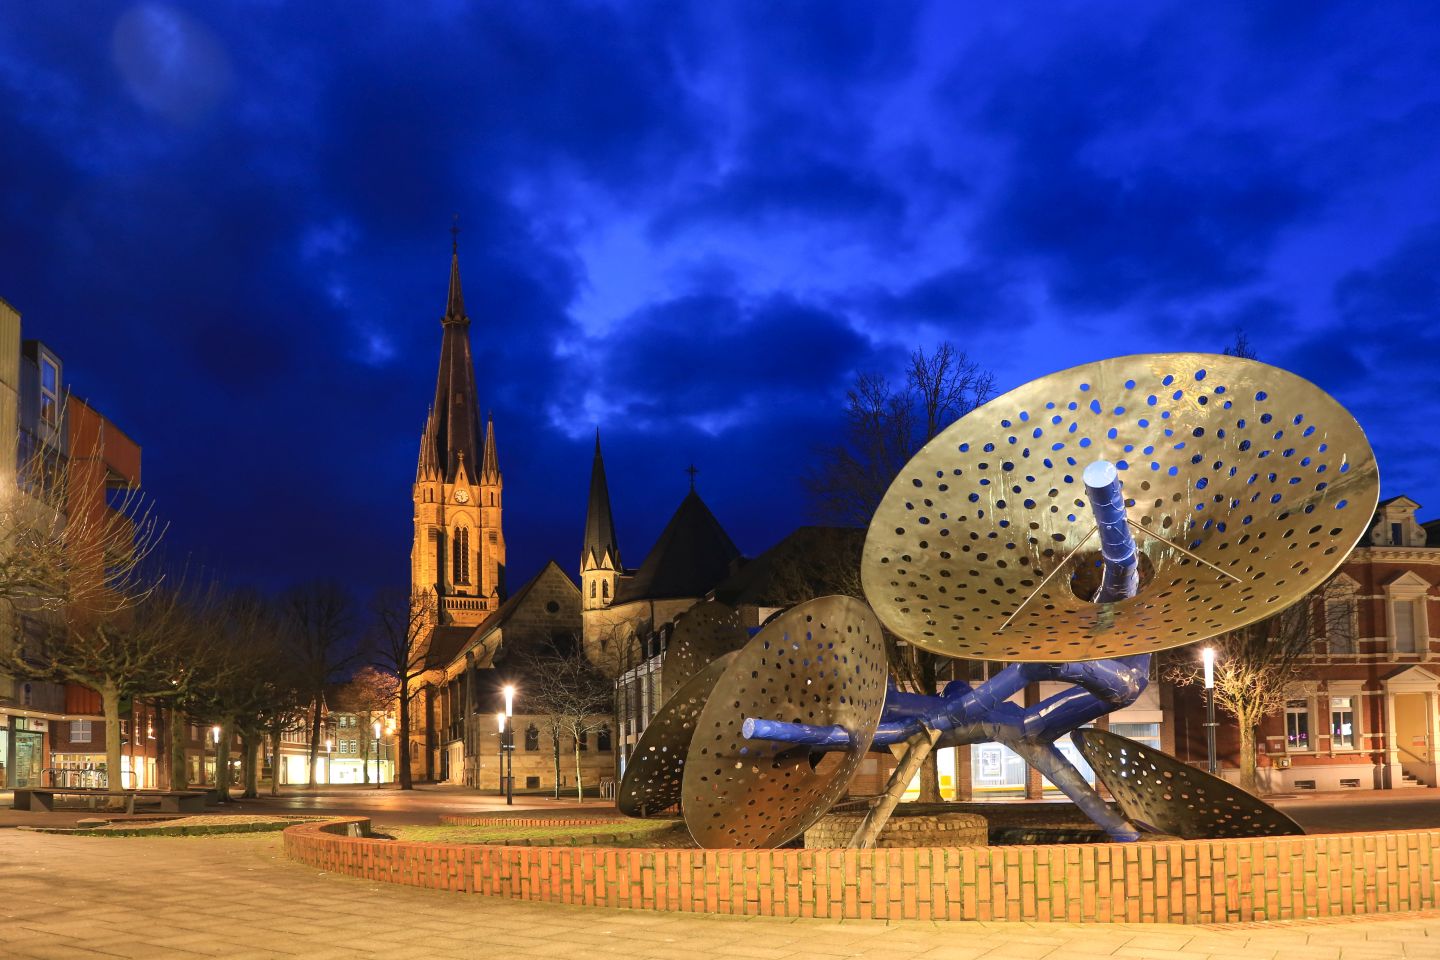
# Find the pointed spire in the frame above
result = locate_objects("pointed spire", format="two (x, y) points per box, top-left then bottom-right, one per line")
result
(582, 429), (620, 572)
(444, 220), (467, 324)
(416, 408), (439, 481)
(481, 413), (500, 482)
(421, 228), (482, 483)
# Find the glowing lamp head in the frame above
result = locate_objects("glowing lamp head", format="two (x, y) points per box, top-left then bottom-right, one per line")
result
(503, 684), (515, 717)
(1202, 646), (1216, 689)
(496, 712), (506, 733)
(211, 725), (220, 744)
(373, 721), (381, 739)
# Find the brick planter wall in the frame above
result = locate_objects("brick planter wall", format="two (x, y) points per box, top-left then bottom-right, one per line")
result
(804, 812), (988, 848)
(436, 816), (628, 828)
(284, 818), (1440, 923)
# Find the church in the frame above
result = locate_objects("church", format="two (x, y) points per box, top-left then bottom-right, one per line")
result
(405, 237), (603, 793)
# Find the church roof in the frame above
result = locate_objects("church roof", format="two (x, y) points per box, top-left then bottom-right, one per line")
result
(430, 561), (581, 672)
(418, 241), (484, 484)
(615, 489), (740, 604)
(423, 625), (476, 671)
(582, 430), (621, 571)
(710, 526), (864, 608)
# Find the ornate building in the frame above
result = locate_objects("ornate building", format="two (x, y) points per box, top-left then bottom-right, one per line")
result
(411, 237), (505, 625)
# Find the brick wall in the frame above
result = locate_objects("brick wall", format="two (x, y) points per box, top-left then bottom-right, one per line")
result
(284, 818), (1440, 923)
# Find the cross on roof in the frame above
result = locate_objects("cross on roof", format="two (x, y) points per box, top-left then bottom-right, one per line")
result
(685, 464), (699, 490)
(451, 214), (460, 253)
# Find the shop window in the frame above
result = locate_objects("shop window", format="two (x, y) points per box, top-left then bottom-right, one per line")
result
(524, 725), (539, 751)
(1285, 699), (1310, 751)
(1330, 696), (1356, 749)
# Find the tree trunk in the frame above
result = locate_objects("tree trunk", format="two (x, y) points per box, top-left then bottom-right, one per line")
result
(100, 684), (124, 798)
(241, 731), (260, 799)
(171, 716), (190, 790)
(574, 736), (584, 802)
(306, 697), (322, 787)
(214, 719), (233, 802)
(398, 688), (413, 790)
(361, 724), (371, 785)
(268, 724), (283, 797)
(552, 728), (561, 800)
(1238, 719), (1258, 794)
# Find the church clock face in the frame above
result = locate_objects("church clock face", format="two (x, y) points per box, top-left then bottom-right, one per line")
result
(453, 489), (470, 504)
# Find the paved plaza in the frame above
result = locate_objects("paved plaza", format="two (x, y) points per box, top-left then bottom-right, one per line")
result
(2, 825), (1440, 959)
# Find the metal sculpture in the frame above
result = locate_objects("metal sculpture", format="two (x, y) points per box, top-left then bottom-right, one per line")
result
(660, 601), (748, 700)
(621, 353), (1378, 848)
(1073, 727), (1305, 839)
(618, 653), (736, 817)
(682, 596), (887, 848)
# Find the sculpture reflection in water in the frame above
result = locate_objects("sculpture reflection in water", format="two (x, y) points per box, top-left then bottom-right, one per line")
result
(620, 354), (1376, 848)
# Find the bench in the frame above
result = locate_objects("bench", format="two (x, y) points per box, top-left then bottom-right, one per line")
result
(12, 787), (209, 814)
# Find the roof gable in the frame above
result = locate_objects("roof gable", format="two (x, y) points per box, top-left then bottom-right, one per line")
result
(614, 490), (740, 603)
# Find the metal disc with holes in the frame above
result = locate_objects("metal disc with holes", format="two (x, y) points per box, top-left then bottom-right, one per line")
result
(617, 652), (735, 818)
(1073, 728), (1304, 839)
(861, 353), (1379, 661)
(682, 596), (887, 849)
(661, 601), (748, 701)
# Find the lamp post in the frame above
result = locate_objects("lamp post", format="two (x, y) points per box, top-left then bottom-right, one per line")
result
(1202, 646), (1218, 775)
(503, 685), (515, 806)
(211, 725), (221, 795)
(325, 738), (333, 785)
(496, 712), (506, 799)
(372, 721), (382, 790)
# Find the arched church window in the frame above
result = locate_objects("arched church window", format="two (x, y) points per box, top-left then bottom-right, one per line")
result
(524, 724), (539, 751)
(601, 580), (609, 600)
(590, 580), (596, 599)
(452, 527), (471, 585)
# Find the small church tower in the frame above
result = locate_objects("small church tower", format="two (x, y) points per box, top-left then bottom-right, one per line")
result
(581, 430), (621, 610)
(411, 232), (506, 626)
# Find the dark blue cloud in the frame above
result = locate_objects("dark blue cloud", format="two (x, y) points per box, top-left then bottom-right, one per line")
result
(0, 0), (1437, 601)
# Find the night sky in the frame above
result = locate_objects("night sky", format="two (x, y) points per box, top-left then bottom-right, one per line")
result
(1, 3), (1437, 600)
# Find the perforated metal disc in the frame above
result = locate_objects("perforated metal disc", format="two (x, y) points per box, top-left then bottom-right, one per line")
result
(862, 353), (1379, 661)
(617, 652), (735, 818)
(682, 596), (887, 849)
(1073, 728), (1304, 839)
(661, 601), (748, 700)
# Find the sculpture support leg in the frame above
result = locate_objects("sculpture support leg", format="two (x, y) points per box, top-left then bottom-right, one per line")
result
(849, 725), (940, 850)
(1007, 739), (1139, 842)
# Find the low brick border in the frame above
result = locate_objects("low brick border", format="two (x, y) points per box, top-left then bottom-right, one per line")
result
(284, 818), (1440, 923)
(436, 816), (630, 828)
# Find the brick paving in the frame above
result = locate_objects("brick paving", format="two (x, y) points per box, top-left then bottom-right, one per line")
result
(2, 830), (1439, 959)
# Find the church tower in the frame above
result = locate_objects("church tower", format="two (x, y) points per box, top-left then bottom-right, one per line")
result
(581, 430), (621, 611)
(412, 234), (506, 627)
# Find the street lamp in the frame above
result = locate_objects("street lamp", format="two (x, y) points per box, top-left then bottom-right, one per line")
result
(372, 720), (382, 789)
(325, 738), (333, 785)
(496, 712), (506, 800)
(503, 685), (515, 806)
(211, 725), (221, 793)
(1202, 647), (1218, 776)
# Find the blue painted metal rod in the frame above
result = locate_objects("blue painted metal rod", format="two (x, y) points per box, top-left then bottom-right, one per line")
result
(1082, 459), (1140, 603)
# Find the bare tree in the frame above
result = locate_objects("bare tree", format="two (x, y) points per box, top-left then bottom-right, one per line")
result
(805, 343), (994, 801)
(1165, 578), (1356, 794)
(334, 665), (398, 785)
(1223, 330), (1258, 360)
(282, 581), (356, 787)
(369, 590), (433, 790)
(521, 637), (613, 801)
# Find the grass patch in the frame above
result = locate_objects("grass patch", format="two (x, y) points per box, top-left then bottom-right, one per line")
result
(381, 820), (685, 847)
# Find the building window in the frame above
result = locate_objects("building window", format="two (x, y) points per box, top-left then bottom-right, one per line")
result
(526, 775), (539, 789)
(1393, 598), (1422, 654)
(40, 358), (58, 425)
(602, 580), (609, 600)
(1330, 696), (1356, 750)
(590, 580), (596, 599)
(597, 726), (611, 751)
(1325, 584), (1358, 655)
(524, 725), (539, 751)
(70, 720), (92, 743)
(578, 730), (588, 751)
(1285, 699), (1310, 752)
(452, 527), (471, 585)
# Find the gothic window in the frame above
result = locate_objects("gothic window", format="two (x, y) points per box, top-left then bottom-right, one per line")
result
(601, 580), (609, 600)
(452, 527), (471, 585)
(524, 724), (539, 751)
(597, 726), (611, 751)
(590, 580), (596, 599)
(488, 532), (497, 544)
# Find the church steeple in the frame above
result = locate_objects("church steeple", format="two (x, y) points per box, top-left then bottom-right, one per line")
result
(581, 430), (622, 610)
(411, 230), (505, 627)
(421, 237), (482, 483)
